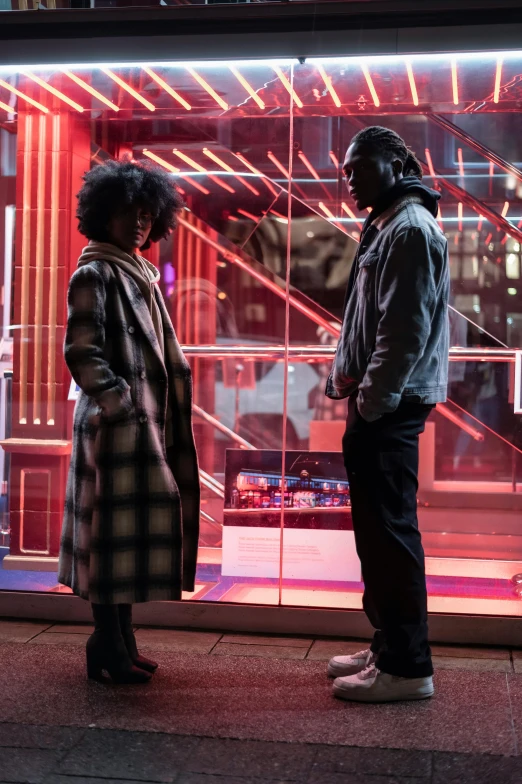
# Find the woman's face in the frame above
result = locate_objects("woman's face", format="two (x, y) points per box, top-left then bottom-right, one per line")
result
(107, 203), (154, 254)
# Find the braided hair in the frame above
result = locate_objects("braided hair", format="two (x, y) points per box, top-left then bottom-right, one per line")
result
(350, 126), (423, 180)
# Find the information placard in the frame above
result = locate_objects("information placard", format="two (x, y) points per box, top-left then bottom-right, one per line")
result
(222, 449), (360, 582)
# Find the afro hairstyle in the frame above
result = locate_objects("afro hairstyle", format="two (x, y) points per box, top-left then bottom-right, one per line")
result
(76, 159), (184, 250)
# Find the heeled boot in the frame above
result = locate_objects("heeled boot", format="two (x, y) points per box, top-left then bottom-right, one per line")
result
(118, 604), (159, 674)
(87, 603), (152, 684)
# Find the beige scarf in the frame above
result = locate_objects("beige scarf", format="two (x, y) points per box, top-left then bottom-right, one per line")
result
(78, 241), (174, 447)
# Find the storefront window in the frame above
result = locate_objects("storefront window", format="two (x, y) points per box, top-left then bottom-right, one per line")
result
(0, 52), (521, 616)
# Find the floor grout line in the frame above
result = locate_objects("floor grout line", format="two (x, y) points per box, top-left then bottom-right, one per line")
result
(207, 632), (225, 654)
(505, 672), (519, 756)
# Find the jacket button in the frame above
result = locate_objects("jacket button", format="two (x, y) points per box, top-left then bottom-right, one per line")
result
(140, 371), (146, 380)
(128, 326), (135, 334)
(139, 415), (147, 424)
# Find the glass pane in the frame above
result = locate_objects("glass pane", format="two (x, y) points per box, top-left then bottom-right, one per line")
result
(282, 53), (522, 618)
(0, 60), (293, 606)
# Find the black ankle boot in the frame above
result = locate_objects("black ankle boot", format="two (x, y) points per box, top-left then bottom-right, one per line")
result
(87, 604), (151, 684)
(118, 604), (159, 674)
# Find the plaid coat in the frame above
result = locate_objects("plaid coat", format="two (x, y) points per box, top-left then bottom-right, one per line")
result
(58, 259), (200, 604)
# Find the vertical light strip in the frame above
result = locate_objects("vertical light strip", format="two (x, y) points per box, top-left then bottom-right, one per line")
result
(273, 66), (303, 108)
(185, 214), (194, 342)
(502, 201), (510, 218)
(329, 151), (339, 168)
(19, 114), (32, 425)
(425, 148), (438, 189)
(457, 148), (465, 178)
(361, 64), (380, 107)
(317, 64), (341, 108)
(47, 113), (60, 426)
(451, 59), (459, 105)
(33, 113), (47, 425)
(175, 222), (184, 338)
(278, 61), (295, 607)
(489, 161), (495, 197)
(494, 58), (503, 104)
(405, 61), (419, 106)
(229, 66), (265, 110)
(478, 215), (483, 231)
(194, 217), (202, 347)
(458, 202), (463, 232)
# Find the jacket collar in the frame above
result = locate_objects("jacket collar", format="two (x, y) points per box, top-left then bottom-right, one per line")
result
(373, 194), (424, 232)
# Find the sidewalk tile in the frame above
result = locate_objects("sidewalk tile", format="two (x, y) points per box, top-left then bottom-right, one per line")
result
(433, 657), (512, 673)
(134, 629), (221, 653)
(0, 621), (51, 643)
(431, 645), (510, 660)
(310, 746), (432, 778)
(57, 729), (197, 782)
(0, 724), (83, 749)
(185, 737), (315, 780)
(29, 632), (90, 646)
(307, 640), (370, 661)
(0, 747), (58, 783)
(433, 751), (522, 783)
(212, 642), (307, 659)
(0, 643), (515, 756)
(220, 634), (311, 648)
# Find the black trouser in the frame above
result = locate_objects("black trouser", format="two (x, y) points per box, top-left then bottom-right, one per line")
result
(342, 396), (434, 679)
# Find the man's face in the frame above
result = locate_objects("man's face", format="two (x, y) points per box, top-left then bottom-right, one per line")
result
(342, 142), (401, 211)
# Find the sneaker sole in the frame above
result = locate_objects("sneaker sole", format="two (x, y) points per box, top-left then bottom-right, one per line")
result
(332, 685), (434, 703)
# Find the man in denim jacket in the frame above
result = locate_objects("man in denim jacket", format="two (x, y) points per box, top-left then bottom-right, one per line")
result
(326, 127), (449, 703)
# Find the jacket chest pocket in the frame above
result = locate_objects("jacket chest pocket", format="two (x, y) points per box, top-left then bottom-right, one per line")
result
(357, 252), (379, 301)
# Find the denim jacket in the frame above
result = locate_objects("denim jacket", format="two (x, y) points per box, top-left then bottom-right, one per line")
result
(326, 193), (450, 422)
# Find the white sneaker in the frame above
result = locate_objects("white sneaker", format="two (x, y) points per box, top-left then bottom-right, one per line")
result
(333, 663), (434, 703)
(327, 648), (377, 678)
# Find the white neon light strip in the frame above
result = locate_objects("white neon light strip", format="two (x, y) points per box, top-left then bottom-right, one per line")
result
(1, 51), (522, 75)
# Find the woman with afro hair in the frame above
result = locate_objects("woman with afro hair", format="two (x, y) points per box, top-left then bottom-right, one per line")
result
(58, 160), (200, 684)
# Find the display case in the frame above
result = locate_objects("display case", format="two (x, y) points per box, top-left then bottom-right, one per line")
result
(1, 40), (522, 631)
